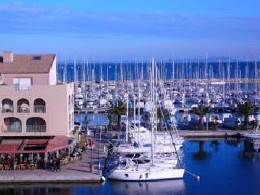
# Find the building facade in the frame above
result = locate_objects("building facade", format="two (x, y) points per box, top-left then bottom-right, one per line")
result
(0, 51), (74, 137)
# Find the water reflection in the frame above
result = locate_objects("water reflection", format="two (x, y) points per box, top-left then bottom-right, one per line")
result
(192, 141), (211, 161)
(224, 138), (242, 147)
(0, 183), (101, 195)
(109, 180), (185, 195)
(210, 140), (220, 151)
(239, 139), (260, 161)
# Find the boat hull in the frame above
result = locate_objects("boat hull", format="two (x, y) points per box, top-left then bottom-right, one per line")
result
(108, 166), (185, 181)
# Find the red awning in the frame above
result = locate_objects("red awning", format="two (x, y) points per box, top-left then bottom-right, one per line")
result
(0, 136), (72, 154)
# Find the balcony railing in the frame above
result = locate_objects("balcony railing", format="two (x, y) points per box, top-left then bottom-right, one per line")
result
(14, 84), (31, 91)
(33, 105), (46, 113)
(17, 106), (30, 113)
(1, 126), (22, 133)
(1, 108), (14, 113)
(26, 125), (46, 133)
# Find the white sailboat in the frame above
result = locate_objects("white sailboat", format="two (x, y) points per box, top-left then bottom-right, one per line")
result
(106, 59), (185, 181)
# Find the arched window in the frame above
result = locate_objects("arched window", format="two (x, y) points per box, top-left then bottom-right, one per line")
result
(2, 117), (22, 132)
(26, 117), (46, 132)
(33, 98), (46, 113)
(2, 99), (14, 113)
(17, 98), (30, 113)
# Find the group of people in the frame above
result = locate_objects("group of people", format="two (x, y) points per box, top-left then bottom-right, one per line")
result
(0, 154), (33, 170)
(37, 157), (61, 172)
(48, 157), (61, 172)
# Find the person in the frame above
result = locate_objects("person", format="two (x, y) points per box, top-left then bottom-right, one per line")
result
(52, 158), (57, 172)
(56, 157), (61, 171)
(23, 157), (28, 169)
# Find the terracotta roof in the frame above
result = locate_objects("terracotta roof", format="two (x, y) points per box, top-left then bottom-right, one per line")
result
(0, 54), (56, 74)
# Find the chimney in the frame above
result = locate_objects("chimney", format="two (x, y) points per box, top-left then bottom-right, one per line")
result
(3, 51), (14, 63)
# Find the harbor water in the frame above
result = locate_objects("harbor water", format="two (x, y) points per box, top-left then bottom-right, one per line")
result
(1, 139), (259, 195)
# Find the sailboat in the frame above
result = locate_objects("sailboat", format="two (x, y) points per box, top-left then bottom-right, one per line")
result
(106, 59), (185, 181)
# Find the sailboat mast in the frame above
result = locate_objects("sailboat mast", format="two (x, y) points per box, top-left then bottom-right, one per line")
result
(107, 64), (109, 91)
(138, 75), (141, 145)
(63, 59), (67, 83)
(74, 56), (77, 84)
(126, 90), (129, 143)
(151, 58), (155, 165)
(83, 57), (86, 92)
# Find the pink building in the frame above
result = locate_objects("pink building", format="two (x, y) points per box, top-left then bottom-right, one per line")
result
(0, 51), (76, 166)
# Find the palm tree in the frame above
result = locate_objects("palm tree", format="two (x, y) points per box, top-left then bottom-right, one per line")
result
(107, 100), (127, 131)
(237, 101), (255, 130)
(193, 104), (210, 130)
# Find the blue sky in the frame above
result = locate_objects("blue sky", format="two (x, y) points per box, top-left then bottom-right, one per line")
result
(0, 0), (260, 61)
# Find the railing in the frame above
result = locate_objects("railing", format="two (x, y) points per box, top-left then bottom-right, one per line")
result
(1, 126), (22, 133)
(17, 106), (30, 113)
(1, 108), (14, 113)
(26, 125), (46, 133)
(33, 105), (46, 113)
(14, 84), (31, 91)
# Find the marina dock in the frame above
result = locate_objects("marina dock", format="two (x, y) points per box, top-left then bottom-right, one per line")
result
(178, 130), (243, 138)
(0, 169), (101, 184)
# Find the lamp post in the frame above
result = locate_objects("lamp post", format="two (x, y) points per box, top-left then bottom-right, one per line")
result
(98, 126), (102, 174)
(206, 113), (209, 131)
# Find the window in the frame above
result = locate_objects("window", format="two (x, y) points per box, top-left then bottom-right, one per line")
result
(13, 78), (32, 90)
(33, 56), (41, 60)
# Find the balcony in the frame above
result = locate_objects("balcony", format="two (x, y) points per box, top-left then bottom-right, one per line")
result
(14, 84), (31, 91)
(17, 106), (30, 113)
(1, 126), (22, 133)
(33, 105), (46, 113)
(2, 99), (14, 113)
(1, 107), (14, 113)
(26, 125), (47, 133)
(17, 98), (30, 113)
(1, 117), (22, 133)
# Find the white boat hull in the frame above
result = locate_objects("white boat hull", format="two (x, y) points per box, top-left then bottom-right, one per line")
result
(108, 165), (184, 181)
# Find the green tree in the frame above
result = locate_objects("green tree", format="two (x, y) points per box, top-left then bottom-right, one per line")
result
(238, 101), (255, 130)
(193, 104), (210, 130)
(107, 100), (127, 131)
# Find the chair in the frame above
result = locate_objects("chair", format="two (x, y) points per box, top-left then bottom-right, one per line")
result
(4, 164), (10, 170)
(14, 164), (21, 170)
(29, 164), (36, 170)
(20, 164), (26, 170)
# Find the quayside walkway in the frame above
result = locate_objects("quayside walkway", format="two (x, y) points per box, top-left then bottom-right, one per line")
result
(0, 138), (107, 184)
(178, 130), (244, 138)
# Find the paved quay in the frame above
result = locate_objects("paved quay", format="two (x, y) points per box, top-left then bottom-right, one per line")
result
(0, 140), (107, 184)
(177, 130), (245, 138)
(0, 169), (101, 184)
